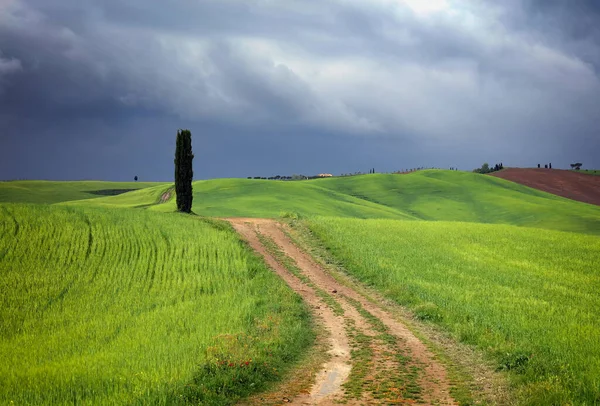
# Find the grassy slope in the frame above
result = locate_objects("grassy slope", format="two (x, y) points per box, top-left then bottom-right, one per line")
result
(145, 171), (600, 234)
(0, 180), (165, 204)
(308, 217), (600, 405)
(9, 172), (599, 235)
(3, 171), (600, 404)
(150, 178), (413, 219)
(315, 171), (600, 234)
(576, 169), (600, 176)
(0, 204), (312, 405)
(64, 184), (173, 208)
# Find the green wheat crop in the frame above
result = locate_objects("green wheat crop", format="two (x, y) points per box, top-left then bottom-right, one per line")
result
(144, 171), (600, 235)
(308, 217), (600, 405)
(0, 180), (166, 204)
(0, 204), (312, 405)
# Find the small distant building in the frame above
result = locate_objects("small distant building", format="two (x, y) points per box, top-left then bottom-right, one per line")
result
(318, 173), (333, 178)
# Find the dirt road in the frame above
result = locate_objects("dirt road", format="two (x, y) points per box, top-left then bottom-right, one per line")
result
(228, 218), (457, 405)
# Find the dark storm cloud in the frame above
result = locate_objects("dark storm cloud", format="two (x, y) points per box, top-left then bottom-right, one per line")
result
(0, 0), (599, 180)
(515, 0), (600, 41)
(494, 0), (600, 71)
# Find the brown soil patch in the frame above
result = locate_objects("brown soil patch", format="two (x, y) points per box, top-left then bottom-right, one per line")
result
(159, 189), (172, 203)
(490, 168), (600, 206)
(228, 218), (457, 405)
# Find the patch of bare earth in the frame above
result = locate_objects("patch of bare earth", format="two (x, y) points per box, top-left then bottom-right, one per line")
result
(228, 218), (457, 405)
(160, 190), (172, 203)
(490, 168), (600, 206)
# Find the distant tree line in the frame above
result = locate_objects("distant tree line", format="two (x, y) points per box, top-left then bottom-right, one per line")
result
(247, 166), (462, 180)
(246, 174), (320, 181)
(392, 167), (458, 174)
(473, 162), (503, 174)
(248, 175), (298, 180)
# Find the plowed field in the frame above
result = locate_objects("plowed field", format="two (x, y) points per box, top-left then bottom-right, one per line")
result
(490, 168), (600, 206)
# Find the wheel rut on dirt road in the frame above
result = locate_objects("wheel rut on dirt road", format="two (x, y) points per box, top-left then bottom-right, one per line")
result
(228, 218), (457, 406)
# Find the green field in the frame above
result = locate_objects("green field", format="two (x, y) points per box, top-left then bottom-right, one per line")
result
(307, 217), (600, 404)
(0, 180), (166, 204)
(149, 177), (413, 219)
(577, 169), (600, 176)
(2, 169), (600, 405)
(54, 171), (600, 236)
(132, 171), (600, 234)
(65, 184), (173, 209)
(0, 204), (312, 405)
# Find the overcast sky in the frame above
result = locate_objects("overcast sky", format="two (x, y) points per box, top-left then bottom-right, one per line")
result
(1, 0), (599, 181)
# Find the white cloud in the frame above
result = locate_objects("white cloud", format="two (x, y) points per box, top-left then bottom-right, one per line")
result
(403, 0), (450, 15)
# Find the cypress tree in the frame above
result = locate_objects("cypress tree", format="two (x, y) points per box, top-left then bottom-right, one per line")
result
(174, 129), (194, 213)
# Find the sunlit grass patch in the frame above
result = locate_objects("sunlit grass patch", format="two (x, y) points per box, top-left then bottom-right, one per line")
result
(0, 204), (313, 405)
(308, 217), (600, 405)
(0, 180), (165, 204)
(149, 171), (600, 234)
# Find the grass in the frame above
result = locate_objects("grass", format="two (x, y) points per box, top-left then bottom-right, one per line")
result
(0, 180), (166, 204)
(23, 171), (600, 235)
(0, 203), (313, 405)
(150, 177), (413, 219)
(285, 220), (483, 405)
(3, 169), (600, 404)
(308, 217), (600, 405)
(145, 171), (600, 234)
(285, 222), (502, 405)
(315, 171), (600, 234)
(341, 295), (423, 403)
(63, 184), (174, 209)
(343, 318), (375, 400)
(575, 169), (600, 176)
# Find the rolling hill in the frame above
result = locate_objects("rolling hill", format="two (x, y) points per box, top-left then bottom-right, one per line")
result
(0, 203), (311, 404)
(39, 170), (600, 235)
(148, 171), (600, 234)
(63, 183), (173, 208)
(308, 217), (600, 404)
(0, 180), (166, 204)
(3, 169), (600, 404)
